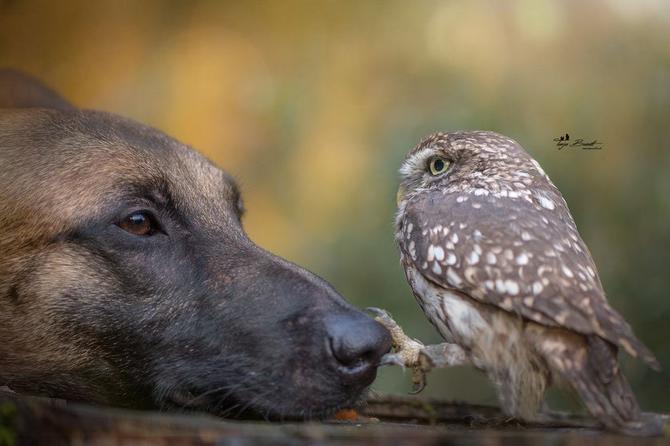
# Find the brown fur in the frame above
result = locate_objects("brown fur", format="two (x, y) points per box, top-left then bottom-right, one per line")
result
(0, 70), (391, 417)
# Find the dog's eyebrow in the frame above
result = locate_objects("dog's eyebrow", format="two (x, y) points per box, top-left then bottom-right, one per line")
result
(147, 187), (171, 208)
(121, 181), (170, 207)
(115, 182), (190, 227)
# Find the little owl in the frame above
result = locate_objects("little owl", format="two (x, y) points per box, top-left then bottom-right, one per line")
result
(371, 131), (661, 435)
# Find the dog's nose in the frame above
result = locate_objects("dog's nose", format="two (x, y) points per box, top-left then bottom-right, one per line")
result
(325, 312), (392, 383)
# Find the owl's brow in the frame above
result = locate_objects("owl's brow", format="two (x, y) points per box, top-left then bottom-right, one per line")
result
(399, 147), (440, 176)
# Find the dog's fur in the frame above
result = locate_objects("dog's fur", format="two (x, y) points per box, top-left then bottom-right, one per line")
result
(0, 69), (390, 419)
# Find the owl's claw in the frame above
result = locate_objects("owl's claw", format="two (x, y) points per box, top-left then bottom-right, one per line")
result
(410, 369), (427, 394)
(367, 307), (431, 393)
(365, 307), (386, 318)
(366, 307), (396, 325)
(410, 382), (426, 394)
(378, 352), (429, 394)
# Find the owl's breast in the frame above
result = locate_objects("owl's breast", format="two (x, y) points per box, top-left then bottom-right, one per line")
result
(404, 264), (489, 348)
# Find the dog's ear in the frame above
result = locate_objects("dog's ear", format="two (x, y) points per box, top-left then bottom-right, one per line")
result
(0, 69), (75, 110)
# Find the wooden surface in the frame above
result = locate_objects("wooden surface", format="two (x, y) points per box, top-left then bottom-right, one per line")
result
(0, 390), (668, 445)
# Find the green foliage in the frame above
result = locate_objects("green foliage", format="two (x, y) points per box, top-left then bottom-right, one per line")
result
(0, 403), (17, 446)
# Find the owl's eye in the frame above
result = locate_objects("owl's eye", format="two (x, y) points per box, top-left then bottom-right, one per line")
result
(428, 157), (450, 176)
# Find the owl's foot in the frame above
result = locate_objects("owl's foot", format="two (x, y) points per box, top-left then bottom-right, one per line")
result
(367, 307), (471, 393)
(367, 307), (433, 393)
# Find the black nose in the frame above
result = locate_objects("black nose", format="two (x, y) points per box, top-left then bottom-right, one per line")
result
(325, 312), (392, 385)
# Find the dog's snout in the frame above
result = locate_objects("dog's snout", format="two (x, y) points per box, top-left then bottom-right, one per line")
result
(325, 312), (392, 383)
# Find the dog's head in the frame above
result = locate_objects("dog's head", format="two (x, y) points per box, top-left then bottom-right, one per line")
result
(0, 70), (391, 418)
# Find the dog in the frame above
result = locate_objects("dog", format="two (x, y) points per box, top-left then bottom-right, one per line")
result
(0, 69), (391, 419)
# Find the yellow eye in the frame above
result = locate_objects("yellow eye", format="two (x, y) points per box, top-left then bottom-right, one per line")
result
(428, 157), (450, 176)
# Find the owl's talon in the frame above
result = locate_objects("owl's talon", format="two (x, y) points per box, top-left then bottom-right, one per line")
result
(365, 307), (387, 317)
(365, 307), (397, 328)
(409, 383), (425, 394)
(410, 370), (427, 394)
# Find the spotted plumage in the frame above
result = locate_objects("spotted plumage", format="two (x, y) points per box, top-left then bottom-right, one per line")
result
(391, 130), (660, 434)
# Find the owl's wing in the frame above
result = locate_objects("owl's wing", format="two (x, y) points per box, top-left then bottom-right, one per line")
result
(398, 188), (659, 369)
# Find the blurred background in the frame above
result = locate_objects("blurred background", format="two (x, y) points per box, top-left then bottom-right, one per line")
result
(1, 0), (668, 412)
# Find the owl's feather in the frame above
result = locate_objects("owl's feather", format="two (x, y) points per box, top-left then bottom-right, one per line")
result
(398, 189), (659, 370)
(526, 325), (662, 435)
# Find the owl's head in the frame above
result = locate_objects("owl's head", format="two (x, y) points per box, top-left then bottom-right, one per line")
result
(396, 130), (547, 208)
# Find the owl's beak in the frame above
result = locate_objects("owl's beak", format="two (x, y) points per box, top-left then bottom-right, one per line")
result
(396, 186), (406, 207)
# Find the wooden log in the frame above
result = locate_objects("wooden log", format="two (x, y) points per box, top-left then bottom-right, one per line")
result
(1, 389), (668, 445)
(362, 393), (601, 428)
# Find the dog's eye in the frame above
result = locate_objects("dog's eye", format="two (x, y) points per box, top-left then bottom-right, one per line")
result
(118, 211), (159, 236)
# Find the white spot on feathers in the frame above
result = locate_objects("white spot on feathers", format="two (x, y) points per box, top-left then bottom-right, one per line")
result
(447, 268), (463, 286)
(504, 280), (519, 295)
(445, 252), (457, 265)
(427, 245), (435, 262)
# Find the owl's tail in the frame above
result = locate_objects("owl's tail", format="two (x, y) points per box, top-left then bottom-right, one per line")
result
(538, 332), (664, 435)
(593, 305), (661, 371)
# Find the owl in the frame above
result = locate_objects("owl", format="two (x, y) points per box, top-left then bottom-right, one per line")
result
(373, 131), (661, 435)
